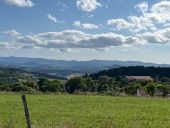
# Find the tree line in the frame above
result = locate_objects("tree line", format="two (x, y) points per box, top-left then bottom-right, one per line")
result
(90, 66), (170, 79)
(1, 66), (170, 97)
(1, 75), (170, 97)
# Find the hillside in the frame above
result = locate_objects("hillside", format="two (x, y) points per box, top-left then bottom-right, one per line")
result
(0, 67), (36, 85)
(0, 66), (65, 86)
(89, 66), (170, 79)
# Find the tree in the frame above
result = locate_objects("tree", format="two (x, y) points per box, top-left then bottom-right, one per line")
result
(37, 78), (64, 92)
(37, 78), (49, 92)
(160, 77), (170, 83)
(124, 82), (141, 95)
(23, 82), (39, 90)
(84, 78), (97, 92)
(66, 77), (86, 93)
(146, 82), (156, 97)
(12, 83), (29, 92)
(98, 76), (111, 92)
(48, 80), (65, 92)
(98, 76), (110, 85)
(157, 84), (170, 97)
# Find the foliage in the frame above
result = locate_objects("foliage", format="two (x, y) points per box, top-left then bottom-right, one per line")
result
(146, 82), (156, 97)
(124, 82), (141, 95)
(37, 78), (65, 92)
(90, 66), (170, 79)
(1, 66), (170, 97)
(157, 84), (170, 97)
(66, 77), (86, 93)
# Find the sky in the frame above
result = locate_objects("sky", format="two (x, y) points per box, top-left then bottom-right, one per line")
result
(1, 0), (170, 63)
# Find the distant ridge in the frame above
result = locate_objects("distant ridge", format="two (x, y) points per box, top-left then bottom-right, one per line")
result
(0, 56), (169, 68)
(0, 56), (170, 78)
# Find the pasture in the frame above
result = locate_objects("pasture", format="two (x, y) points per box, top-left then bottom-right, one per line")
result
(1, 93), (170, 128)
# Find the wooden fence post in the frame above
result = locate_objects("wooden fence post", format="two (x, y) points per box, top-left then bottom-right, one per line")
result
(21, 95), (31, 128)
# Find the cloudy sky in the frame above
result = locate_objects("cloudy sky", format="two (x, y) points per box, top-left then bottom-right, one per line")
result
(1, 0), (170, 63)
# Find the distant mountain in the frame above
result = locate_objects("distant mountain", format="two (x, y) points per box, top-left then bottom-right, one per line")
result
(0, 57), (170, 79)
(0, 56), (169, 68)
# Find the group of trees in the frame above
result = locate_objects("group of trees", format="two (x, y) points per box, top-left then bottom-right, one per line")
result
(90, 66), (170, 79)
(124, 82), (170, 97)
(1, 71), (170, 97)
(0, 75), (123, 94)
(1, 66), (170, 97)
(66, 76), (123, 94)
(0, 78), (65, 93)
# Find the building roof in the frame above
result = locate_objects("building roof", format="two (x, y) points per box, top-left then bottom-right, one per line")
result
(126, 76), (154, 81)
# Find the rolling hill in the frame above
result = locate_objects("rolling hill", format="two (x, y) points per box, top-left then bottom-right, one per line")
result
(0, 57), (170, 79)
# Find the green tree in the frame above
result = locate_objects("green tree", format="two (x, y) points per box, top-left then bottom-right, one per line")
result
(84, 78), (97, 92)
(124, 82), (141, 95)
(146, 82), (156, 97)
(66, 77), (86, 93)
(37, 78), (49, 92)
(12, 83), (29, 92)
(48, 80), (65, 92)
(37, 78), (64, 92)
(98, 76), (110, 92)
(23, 82), (39, 90)
(160, 77), (170, 82)
(157, 84), (170, 97)
(98, 76), (110, 85)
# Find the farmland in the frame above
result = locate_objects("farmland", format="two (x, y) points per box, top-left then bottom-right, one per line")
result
(1, 94), (170, 128)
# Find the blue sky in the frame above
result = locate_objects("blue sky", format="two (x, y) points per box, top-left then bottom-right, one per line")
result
(1, 0), (170, 63)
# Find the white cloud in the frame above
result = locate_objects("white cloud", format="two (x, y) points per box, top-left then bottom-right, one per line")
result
(76, 0), (101, 12)
(73, 21), (81, 27)
(73, 21), (98, 29)
(13, 30), (139, 50)
(137, 27), (170, 44)
(0, 41), (19, 49)
(82, 23), (98, 29)
(5, 0), (34, 8)
(107, 1), (170, 33)
(2, 27), (170, 51)
(135, 2), (148, 13)
(151, 0), (170, 13)
(47, 14), (63, 23)
(0, 42), (10, 48)
(107, 19), (130, 30)
(3, 1), (170, 52)
(47, 14), (57, 23)
(3, 30), (21, 37)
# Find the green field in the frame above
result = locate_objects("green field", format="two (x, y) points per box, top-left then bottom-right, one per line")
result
(1, 94), (170, 128)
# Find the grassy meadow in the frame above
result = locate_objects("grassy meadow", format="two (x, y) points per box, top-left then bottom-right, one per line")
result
(1, 93), (170, 128)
